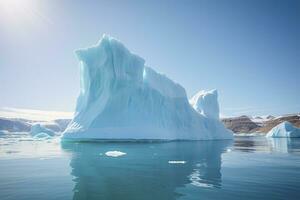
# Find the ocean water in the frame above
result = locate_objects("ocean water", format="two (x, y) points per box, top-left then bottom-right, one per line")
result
(0, 134), (300, 200)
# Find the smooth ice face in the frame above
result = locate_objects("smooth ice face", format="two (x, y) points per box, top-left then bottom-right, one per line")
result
(63, 35), (233, 140)
(189, 90), (220, 120)
(266, 121), (300, 138)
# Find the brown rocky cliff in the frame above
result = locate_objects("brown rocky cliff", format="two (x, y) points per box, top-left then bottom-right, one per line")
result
(222, 114), (300, 134)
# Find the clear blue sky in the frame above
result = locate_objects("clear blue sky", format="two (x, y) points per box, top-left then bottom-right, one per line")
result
(0, 0), (299, 117)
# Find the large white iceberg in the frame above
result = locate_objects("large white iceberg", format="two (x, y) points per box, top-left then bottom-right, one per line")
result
(62, 35), (233, 141)
(266, 121), (300, 138)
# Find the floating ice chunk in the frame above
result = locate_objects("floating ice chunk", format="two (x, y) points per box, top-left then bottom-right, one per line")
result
(30, 124), (55, 137)
(168, 160), (186, 164)
(266, 121), (300, 138)
(105, 151), (127, 157)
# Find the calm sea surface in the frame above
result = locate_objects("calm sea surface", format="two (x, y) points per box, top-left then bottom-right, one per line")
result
(0, 133), (299, 200)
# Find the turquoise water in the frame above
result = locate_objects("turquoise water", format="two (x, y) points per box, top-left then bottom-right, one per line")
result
(0, 134), (300, 200)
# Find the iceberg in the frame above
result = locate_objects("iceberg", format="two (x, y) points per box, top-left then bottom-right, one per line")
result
(30, 124), (55, 137)
(266, 121), (300, 138)
(62, 35), (233, 141)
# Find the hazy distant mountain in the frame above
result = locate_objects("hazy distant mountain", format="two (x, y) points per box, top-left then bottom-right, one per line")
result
(0, 117), (71, 133)
(222, 114), (300, 133)
(0, 117), (31, 132)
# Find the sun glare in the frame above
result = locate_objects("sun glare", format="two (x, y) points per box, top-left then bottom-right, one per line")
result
(0, 0), (29, 17)
(0, 0), (38, 29)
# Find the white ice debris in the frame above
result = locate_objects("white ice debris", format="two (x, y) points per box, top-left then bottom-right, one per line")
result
(168, 160), (186, 164)
(105, 151), (127, 157)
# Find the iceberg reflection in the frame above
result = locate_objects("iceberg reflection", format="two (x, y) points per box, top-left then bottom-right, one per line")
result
(267, 138), (300, 154)
(62, 140), (232, 200)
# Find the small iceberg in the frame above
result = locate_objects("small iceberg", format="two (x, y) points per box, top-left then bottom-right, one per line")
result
(266, 121), (300, 138)
(30, 124), (55, 137)
(168, 160), (186, 164)
(105, 151), (127, 157)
